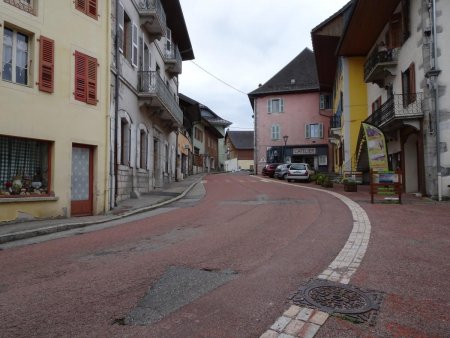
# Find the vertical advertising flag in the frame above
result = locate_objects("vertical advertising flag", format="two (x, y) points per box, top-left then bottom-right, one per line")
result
(362, 123), (388, 171)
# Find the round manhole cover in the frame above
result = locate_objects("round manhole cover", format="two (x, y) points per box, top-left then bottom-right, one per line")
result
(303, 284), (376, 314)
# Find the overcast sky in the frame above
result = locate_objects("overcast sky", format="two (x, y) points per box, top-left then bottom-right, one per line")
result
(178, 0), (350, 131)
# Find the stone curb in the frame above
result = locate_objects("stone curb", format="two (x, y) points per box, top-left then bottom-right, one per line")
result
(0, 177), (203, 244)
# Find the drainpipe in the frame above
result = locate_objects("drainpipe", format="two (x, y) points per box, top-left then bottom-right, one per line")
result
(175, 129), (179, 181)
(431, 0), (442, 201)
(113, 0), (120, 207)
(252, 98), (257, 175)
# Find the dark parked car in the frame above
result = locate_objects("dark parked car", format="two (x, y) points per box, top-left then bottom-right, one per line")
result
(274, 163), (291, 180)
(262, 163), (282, 178)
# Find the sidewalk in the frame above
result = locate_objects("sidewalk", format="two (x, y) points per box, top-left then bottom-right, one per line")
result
(0, 174), (206, 244)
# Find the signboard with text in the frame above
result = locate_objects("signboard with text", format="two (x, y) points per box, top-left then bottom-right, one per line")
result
(292, 148), (316, 155)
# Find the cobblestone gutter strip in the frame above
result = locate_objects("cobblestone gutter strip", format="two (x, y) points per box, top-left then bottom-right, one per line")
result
(259, 181), (371, 338)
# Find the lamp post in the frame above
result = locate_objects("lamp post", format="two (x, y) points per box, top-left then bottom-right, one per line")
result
(283, 135), (289, 163)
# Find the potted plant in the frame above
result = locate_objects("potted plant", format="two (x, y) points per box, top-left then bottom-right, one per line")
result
(343, 178), (357, 192)
(321, 176), (333, 188)
(316, 174), (325, 185)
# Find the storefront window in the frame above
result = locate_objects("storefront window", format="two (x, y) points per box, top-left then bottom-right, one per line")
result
(0, 135), (50, 196)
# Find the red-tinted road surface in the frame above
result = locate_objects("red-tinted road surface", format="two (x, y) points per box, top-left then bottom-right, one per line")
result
(0, 173), (351, 337)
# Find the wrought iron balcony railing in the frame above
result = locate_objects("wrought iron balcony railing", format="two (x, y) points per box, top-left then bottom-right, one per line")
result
(330, 115), (342, 129)
(135, 0), (166, 39)
(164, 43), (182, 75)
(364, 46), (399, 84)
(4, 0), (35, 14)
(138, 70), (183, 126)
(364, 93), (423, 129)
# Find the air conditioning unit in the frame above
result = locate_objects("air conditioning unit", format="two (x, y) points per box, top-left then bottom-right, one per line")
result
(184, 145), (190, 149)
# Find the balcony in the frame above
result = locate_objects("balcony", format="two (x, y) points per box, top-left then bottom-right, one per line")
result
(138, 71), (183, 127)
(4, 0), (35, 14)
(329, 115), (342, 141)
(364, 93), (423, 131)
(364, 47), (399, 86)
(135, 0), (166, 41)
(164, 43), (182, 76)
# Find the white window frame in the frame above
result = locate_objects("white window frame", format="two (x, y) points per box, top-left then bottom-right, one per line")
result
(166, 28), (172, 53)
(132, 23), (138, 67)
(2, 27), (30, 86)
(271, 124), (281, 140)
(118, 2), (124, 53)
(143, 41), (151, 71)
(305, 123), (324, 139)
(137, 125), (148, 169)
(319, 94), (332, 110)
(268, 98), (284, 113)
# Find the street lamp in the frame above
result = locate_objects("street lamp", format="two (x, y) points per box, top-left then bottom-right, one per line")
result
(283, 135), (289, 163)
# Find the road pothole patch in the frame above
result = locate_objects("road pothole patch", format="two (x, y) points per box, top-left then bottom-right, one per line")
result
(121, 266), (237, 326)
(289, 278), (383, 326)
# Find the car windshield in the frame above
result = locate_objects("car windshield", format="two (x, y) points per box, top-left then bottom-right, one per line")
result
(291, 164), (306, 170)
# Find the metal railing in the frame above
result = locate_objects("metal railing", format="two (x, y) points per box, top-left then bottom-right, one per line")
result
(4, 0), (35, 14)
(364, 47), (399, 80)
(330, 115), (342, 129)
(364, 93), (423, 128)
(138, 71), (183, 125)
(135, 0), (166, 27)
(164, 43), (182, 68)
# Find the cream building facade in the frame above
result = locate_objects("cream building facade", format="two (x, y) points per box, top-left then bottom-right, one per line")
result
(0, 0), (110, 221)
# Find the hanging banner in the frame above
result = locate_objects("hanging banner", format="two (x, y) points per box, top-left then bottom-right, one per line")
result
(362, 123), (388, 171)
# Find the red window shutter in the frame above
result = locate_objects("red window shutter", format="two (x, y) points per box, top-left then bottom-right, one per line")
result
(86, 56), (97, 105)
(39, 36), (54, 93)
(74, 51), (87, 102)
(75, 0), (86, 12)
(87, 0), (97, 19)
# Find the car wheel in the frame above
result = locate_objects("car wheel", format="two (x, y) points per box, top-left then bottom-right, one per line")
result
(282, 174), (287, 180)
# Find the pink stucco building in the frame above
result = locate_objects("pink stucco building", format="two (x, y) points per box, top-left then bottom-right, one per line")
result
(248, 48), (332, 175)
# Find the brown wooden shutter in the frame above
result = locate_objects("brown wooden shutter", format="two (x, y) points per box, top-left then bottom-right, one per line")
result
(87, 0), (97, 19)
(75, 0), (86, 12)
(39, 36), (54, 93)
(409, 63), (416, 104)
(86, 56), (97, 105)
(74, 51), (87, 102)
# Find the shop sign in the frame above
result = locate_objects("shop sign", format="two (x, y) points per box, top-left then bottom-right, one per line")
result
(292, 148), (316, 155)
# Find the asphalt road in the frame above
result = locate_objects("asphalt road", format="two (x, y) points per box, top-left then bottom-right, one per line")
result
(0, 173), (353, 337)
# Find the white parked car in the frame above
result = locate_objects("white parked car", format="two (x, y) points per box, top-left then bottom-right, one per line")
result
(286, 163), (314, 182)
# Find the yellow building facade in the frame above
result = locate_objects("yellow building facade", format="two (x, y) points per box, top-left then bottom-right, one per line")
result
(0, 0), (110, 221)
(338, 57), (368, 172)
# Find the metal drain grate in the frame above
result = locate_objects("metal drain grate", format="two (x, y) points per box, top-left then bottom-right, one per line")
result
(288, 279), (383, 325)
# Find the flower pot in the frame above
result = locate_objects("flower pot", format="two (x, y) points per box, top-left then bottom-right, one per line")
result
(344, 183), (357, 192)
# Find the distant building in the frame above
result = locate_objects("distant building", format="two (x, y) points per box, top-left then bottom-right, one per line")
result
(248, 48), (331, 175)
(179, 95), (231, 174)
(224, 130), (255, 172)
(200, 105), (232, 171)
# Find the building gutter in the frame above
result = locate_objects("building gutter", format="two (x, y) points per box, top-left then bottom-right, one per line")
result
(431, 0), (442, 201)
(113, 0), (120, 207)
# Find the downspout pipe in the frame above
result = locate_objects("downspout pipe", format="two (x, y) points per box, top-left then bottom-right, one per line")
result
(432, 0), (442, 201)
(113, 0), (120, 207)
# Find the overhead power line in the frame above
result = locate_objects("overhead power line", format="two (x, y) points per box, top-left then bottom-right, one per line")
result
(189, 60), (248, 95)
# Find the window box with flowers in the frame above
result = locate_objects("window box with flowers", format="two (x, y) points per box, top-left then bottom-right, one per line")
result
(0, 135), (52, 198)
